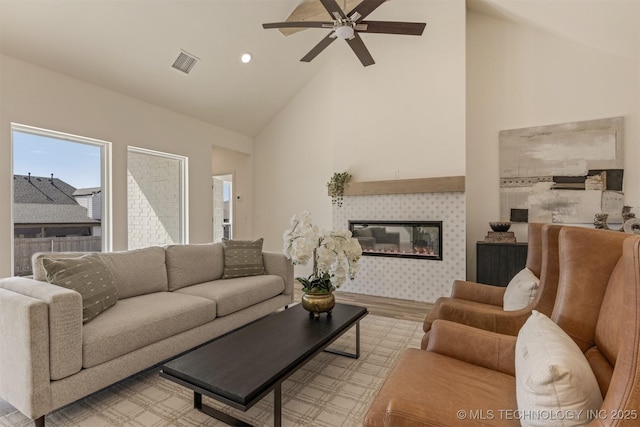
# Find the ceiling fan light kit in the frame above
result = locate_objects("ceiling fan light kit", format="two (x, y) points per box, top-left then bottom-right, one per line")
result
(334, 24), (355, 40)
(262, 0), (426, 67)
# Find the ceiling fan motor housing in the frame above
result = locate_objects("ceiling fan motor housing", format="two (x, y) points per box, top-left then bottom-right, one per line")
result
(335, 24), (355, 39)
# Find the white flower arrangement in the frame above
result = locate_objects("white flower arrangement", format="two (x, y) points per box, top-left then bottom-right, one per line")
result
(283, 211), (362, 293)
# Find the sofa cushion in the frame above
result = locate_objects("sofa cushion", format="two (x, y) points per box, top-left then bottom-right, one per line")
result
(98, 246), (168, 299)
(42, 254), (118, 324)
(81, 292), (216, 368)
(222, 239), (266, 279)
(175, 275), (284, 317)
(515, 311), (603, 427)
(503, 268), (540, 311)
(165, 243), (224, 291)
(363, 349), (520, 427)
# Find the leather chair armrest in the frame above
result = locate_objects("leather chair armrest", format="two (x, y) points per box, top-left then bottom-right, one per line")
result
(426, 320), (516, 376)
(385, 397), (443, 427)
(425, 298), (532, 336)
(450, 280), (506, 306)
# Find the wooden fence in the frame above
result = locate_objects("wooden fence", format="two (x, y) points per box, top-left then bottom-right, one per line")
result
(14, 236), (102, 276)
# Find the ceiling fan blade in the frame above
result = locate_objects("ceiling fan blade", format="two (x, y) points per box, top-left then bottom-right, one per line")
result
(359, 21), (426, 36)
(279, 0), (361, 36)
(301, 33), (337, 62)
(319, 0), (347, 20)
(348, 0), (386, 22)
(346, 33), (375, 67)
(263, 21), (334, 30)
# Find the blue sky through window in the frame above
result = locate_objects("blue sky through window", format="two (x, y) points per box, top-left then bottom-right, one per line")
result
(13, 131), (101, 189)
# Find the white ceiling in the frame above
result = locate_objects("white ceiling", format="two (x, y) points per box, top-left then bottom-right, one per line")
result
(0, 0), (417, 137)
(1, 0), (637, 138)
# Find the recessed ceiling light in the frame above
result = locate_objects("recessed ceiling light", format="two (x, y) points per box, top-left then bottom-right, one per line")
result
(241, 53), (252, 63)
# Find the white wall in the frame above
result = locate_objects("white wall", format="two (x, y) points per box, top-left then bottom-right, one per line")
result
(0, 55), (253, 277)
(332, 0), (466, 180)
(254, 0), (467, 258)
(254, 66), (335, 253)
(466, 6), (640, 279)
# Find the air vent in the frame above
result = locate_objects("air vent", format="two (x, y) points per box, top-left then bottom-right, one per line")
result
(171, 50), (199, 74)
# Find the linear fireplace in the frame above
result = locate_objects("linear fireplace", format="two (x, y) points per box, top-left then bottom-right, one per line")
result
(349, 221), (442, 260)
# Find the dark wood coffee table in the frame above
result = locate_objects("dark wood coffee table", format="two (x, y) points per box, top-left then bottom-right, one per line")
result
(160, 303), (368, 426)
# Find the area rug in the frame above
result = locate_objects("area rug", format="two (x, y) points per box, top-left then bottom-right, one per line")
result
(0, 314), (423, 427)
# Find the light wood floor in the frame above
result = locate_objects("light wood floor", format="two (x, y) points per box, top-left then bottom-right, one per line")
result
(293, 284), (433, 323)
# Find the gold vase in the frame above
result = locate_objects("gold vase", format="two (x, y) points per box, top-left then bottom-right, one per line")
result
(301, 292), (335, 319)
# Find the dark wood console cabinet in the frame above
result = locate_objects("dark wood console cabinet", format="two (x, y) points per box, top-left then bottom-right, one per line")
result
(476, 242), (528, 287)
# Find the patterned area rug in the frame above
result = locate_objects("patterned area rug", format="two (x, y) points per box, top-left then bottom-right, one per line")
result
(0, 314), (423, 426)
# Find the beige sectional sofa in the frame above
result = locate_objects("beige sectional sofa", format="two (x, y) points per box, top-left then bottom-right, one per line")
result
(0, 242), (294, 426)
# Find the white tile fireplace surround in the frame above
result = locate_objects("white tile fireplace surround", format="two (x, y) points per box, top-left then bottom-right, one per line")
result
(333, 191), (466, 303)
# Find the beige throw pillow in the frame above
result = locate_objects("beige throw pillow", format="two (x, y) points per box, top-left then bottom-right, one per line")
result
(222, 238), (266, 279)
(515, 311), (603, 427)
(43, 254), (118, 323)
(503, 267), (540, 311)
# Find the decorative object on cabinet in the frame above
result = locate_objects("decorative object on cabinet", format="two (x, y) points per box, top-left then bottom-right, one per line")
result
(485, 221), (516, 243)
(594, 205), (637, 233)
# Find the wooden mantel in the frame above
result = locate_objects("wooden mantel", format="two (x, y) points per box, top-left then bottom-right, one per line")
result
(331, 176), (465, 196)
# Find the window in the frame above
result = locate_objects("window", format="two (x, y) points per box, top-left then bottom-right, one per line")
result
(127, 147), (188, 249)
(11, 123), (112, 276)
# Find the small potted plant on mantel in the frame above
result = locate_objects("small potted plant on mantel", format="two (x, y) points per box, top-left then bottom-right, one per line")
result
(327, 172), (352, 207)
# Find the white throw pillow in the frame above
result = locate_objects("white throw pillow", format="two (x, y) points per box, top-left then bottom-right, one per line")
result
(503, 267), (540, 311)
(515, 311), (603, 427)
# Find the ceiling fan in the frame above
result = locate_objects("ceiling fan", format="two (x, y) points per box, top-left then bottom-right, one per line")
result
(262, 0), (426, 67)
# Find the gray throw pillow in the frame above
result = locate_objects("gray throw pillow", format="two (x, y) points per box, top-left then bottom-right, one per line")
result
(43, 254), (118, 323)
(222, 238), (266, 279)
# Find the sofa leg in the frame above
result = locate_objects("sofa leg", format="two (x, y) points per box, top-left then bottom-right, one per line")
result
(34, 416), (45, 427)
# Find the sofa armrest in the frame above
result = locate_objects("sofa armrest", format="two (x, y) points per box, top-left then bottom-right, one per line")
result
(0, 288), (52, 419)
(450, 280), (506, 306)
(262, 252), (294, 296)
(426, 320), (516, 376)
(0, 277), (82, 380)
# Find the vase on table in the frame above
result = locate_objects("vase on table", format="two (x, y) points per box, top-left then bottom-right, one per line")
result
(301, 291), (335, 319)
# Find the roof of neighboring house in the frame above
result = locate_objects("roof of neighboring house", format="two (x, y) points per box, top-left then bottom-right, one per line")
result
(14, 203), (100, 224)
(14, 174), (78, 204)
(13, 175), (99, 224)
(73, 187), (101, 196)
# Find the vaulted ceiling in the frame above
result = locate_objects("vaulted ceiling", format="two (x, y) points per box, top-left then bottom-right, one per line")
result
(1, 0), (637, 138)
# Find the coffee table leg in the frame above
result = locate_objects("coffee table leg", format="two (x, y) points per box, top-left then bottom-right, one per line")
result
(274, 384), (282, 427)
(194, 391), (252, 426)
(324, 320), (361, 359)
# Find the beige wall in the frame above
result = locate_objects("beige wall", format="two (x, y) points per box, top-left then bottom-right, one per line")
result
(466, 5), (640, 279)
(254, 0), (467, 255)
(212, 146), (253, 240)
(0, 55), (252, 277)
(254, 66), (335, 253)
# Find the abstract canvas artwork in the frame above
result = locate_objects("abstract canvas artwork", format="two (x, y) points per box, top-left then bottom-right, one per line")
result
(499, 117), (624, 224)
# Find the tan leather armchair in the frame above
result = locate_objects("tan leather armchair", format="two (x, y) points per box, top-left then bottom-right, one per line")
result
(364, 227), (640, 427)
(421, 223), (562, 348)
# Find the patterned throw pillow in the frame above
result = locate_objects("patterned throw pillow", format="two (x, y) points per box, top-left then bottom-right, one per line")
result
(43, 254), (118, 323)
(222, 238), (266, 279)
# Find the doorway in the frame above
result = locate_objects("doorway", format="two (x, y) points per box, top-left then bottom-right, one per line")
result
(213, 174), (232, 242)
